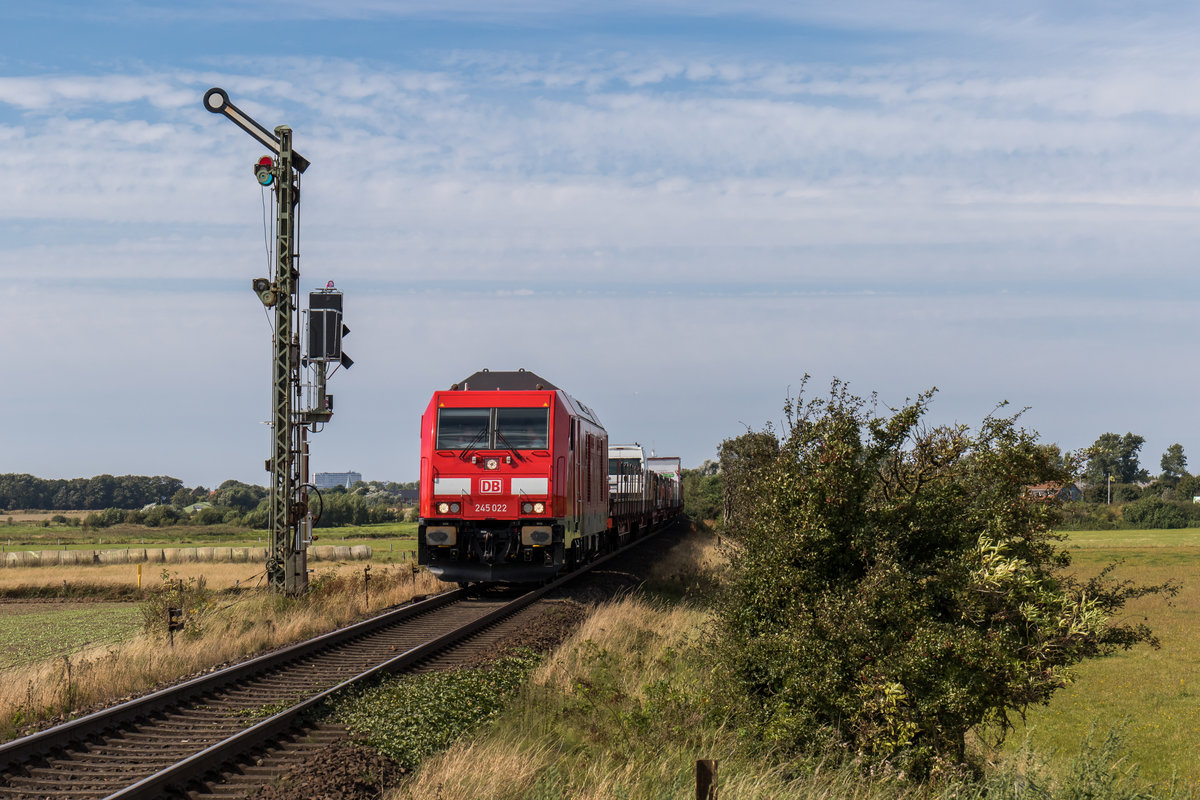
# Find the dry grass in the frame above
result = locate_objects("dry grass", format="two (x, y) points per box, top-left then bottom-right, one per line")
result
(643, 524), (726, 586)
(531, 594), (702, 695)
(0, 564), (444, 740)
(0, 555), (418, 593)
(392, 732), (936, 800)
(1, 510), (88, 523)
(389, 594), (713, 800)
(0, 561), (269, 592)
(387, 592), (941, 800)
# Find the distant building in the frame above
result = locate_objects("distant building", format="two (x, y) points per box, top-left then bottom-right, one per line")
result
(1026, 482), (1082, 502)
(315, 471), (362, 489)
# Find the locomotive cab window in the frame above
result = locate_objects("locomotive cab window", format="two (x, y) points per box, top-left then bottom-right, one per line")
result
(437, 406), (548, 450)
(495, 408), (548, 449)
(437, 408), (491, 450)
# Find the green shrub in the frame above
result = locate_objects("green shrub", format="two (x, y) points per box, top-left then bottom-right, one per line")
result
(715, 380), (1173, 776)
(138, 569), (213, 639)
(1121, 497), (1189, 529)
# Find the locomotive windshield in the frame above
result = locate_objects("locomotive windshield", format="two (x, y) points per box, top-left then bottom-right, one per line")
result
(436, 407), (549, 450)
(437, 408), (491, 449)
(495, 407), (549, 449)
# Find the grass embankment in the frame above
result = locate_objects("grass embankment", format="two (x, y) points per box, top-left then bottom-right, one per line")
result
(0, 520), (420, 552)
(0, 563), (443, 741)
(342, 527), (1197, 799)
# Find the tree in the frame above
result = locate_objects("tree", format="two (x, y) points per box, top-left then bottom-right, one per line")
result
(214, 482), (265, 512)
(717, 429), (779, 527)
(1085, 432), (1148, 484)
(681, 467), (722, 521)
(715, 381), (1172, 775)
(1161, 443), (1188, 482)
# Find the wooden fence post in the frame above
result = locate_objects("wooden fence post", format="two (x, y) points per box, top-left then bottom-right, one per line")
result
(696, 759), (717, 800)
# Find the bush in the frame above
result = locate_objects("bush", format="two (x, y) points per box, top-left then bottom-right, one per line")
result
(138, 569), (213, 639)
(193, 507), (226, 525)
(682, 469), (722, 521)
(1121, 497), (1190, 529)
(1056, 502), (1120, 530)
(716, 380), (1173, 775)
(142, 505), (182, 528)
(84, 507), (126, 529)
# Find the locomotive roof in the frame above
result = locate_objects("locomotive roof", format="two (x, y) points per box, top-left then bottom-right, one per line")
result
(447, 369), (603, 428)
(455, 369), (559, 391)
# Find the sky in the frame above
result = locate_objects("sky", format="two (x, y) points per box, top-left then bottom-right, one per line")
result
(3, 1), (1200, 488)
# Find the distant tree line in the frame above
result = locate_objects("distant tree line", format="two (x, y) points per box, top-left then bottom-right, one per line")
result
(1062, 433), (1200, 529)
(3, 474), (417, 530)
(0, 473), (184, 511)
(677, 431), (1200, 533)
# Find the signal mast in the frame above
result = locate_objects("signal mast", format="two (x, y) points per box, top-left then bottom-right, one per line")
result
(203, 88), (351, 594)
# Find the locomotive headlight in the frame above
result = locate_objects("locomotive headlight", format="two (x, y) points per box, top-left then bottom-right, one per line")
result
(533, 502), (545, 514)
(485, 458), (499, 470)
(437, 502), (450, 514)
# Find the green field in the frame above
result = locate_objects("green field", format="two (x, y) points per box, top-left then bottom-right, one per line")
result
(0, 603), (142, 669)
(0, 521), (420, 556)
(1004, 528), (1200, 783)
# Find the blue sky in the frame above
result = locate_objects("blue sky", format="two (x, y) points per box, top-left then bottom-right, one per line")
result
(3, 1), (1200, 487)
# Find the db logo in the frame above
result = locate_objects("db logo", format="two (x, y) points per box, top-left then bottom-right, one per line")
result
(479, 479), (503, 494)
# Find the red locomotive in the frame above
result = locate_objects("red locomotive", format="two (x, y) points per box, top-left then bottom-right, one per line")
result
(417, 369), (682, 585)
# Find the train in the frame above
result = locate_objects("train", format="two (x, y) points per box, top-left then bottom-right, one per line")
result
(416, 369), (683, 585)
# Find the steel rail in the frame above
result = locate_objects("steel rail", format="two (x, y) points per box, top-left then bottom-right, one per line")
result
(1, 520), (676, 799)
(0, 589), (461, 774)
(109, 526), (667, 799)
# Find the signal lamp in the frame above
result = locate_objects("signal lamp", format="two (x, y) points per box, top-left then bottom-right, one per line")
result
(253, 155), (275, 186)
(449, 502), (461, 513)
(522, 502), (532, 514)
(251, 277), (278, 307)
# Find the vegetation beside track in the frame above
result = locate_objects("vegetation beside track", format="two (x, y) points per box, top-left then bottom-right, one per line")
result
(382, 526), (1196, 799)
(0, 563), (443, 741)
(330, 652), (541, 770)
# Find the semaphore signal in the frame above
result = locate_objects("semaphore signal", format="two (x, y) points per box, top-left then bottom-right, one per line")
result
(203, 87), (349, 594)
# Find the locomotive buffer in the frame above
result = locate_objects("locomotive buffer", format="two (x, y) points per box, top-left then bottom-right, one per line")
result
(203, 88), (351, 594)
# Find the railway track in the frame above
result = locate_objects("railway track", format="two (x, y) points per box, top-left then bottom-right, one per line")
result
(0, 523), (674, 799)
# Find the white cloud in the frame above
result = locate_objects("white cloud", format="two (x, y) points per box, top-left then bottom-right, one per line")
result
(4, 18), (1200, 484)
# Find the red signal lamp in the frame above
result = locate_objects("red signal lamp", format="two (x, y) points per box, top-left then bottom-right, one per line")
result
(253, 156), (275, 186)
